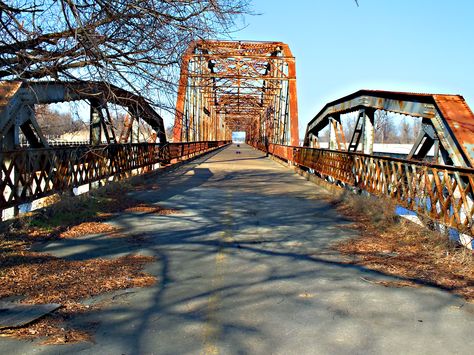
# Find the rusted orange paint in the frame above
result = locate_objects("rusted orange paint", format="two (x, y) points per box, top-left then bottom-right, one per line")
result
(173, 40), (299, 145)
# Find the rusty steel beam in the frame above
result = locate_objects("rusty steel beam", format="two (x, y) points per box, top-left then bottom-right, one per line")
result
(0, 141), (230, 214)
(173, 40), (299, 145)
(251, 141), (474, 241)
(304, 90), (474, 168)
(0, 81), (167, 150)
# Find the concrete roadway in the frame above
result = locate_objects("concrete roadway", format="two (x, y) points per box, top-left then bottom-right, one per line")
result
(3, 143), (474, 354)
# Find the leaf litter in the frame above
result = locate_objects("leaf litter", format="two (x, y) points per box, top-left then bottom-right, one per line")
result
(326, 191), (474, 302)
(0, 179), (176, 344)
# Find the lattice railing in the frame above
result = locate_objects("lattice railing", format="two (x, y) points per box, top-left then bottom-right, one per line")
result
(253, 142), (474, 234)
(1, 141), (229, 210)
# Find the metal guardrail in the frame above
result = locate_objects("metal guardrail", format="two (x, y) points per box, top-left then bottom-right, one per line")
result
(253, 142), (474, 235)
(1, 141), (230, 211)
(20, 141), (94, 147)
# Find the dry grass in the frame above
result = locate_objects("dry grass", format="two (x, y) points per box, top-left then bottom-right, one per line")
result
(1, 185), (134, 244)
(0, 254), (156, 306)
(327, 191), (474, 302)
(0, 253), (156, 342)
(59, 222), (120, 238)
(0, 178), (169, 344)
(0, 314), (95, 345)
(0, 178), (178, 244)
(124, 203), (180, 215)
(359, 277), (420, 288)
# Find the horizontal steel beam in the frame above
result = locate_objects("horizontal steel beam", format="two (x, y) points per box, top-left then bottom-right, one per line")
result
(305, 90), (474, 168)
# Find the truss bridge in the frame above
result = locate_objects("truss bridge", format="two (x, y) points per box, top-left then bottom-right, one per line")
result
(2, 40), (474, 241)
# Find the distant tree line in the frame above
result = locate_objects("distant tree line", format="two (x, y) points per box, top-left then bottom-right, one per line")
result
(373, 110), (421, 144)
(319, 110), (422, 144)
(35, 105), (161, 142)
(35, 105), (85, 137)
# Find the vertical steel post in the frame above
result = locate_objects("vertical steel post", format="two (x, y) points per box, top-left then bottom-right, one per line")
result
(285, 48), (299, 147)
(173, 45), (194, 142)
(132, 117), (140, 143)
(329, 118), (338, 150)
(90, 100), (102, 145)
(362, 109), (375, 155)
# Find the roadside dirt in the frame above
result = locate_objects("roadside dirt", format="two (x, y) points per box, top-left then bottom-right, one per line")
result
(328, 192), (474, 302)
(0, 180), (179, 344)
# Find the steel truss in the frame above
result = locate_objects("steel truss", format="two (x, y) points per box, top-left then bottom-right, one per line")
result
(0, 141), (229, 212)
(0, 81), (167, 151)
(304, 90), (474, 168)
(173, 40), (299, 145)
(253, 142), (474, 240)
(249, 90), (474, 240)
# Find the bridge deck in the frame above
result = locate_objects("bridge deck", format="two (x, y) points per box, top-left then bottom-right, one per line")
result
(3, 144), (473, 354)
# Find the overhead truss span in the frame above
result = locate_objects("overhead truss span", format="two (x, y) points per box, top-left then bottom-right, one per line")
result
(173, 40), (299, 145)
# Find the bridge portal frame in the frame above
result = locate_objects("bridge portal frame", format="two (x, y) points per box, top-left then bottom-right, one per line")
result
(305, 90), (474, 168)
(173, 40), (299, 146)
(0, 81), (167, 151)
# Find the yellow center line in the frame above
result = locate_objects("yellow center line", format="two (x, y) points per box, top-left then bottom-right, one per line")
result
(201, 193), (233, 355)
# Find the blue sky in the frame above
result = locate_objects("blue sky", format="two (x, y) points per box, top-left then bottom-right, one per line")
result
(235, 0), (474, 137)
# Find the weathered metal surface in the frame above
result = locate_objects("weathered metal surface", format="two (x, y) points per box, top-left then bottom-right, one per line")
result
(433, 95), (474, 165)
(305, 90), (474, 168)
(0, 81), (167, 150)
(173, 40), (299, 146)
(253, 141), (474, 236)
(0, 81), (21, 114)
(0, 141), (229, 211)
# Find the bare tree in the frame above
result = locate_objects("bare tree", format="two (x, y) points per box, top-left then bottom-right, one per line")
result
(35, 105), (84, 136)
(0, 1), (250, 110)
(374, 110), (396, 144)
(165, 124), (174, 141)
(399, 117), (411, 144)
(412, 119), (421, 142)
(342, 112), (358, 140)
